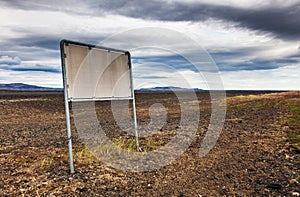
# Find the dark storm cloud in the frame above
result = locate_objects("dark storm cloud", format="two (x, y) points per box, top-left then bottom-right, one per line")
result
(275, 59), (299, 64)
(209, 49), (300, 71)
(0, 0), (87, 15)
(10, 37), (61, 50)
(288, 53), (300, 58)
(0, 28), (106, 62)
(133, 55), (198, 71)
(134, 54), (282, 72)
(8, 65), (61, 73)
(135, 75), (167, 79)
(105, 0), (300, 40)
(0, 41), (59, 61)
(7, 27), (107, 51)
(231, 60), (279, 71)
(2, 0), (299, 40)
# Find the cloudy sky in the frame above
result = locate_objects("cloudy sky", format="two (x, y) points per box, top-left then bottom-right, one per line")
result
(0, 0), (299, 90)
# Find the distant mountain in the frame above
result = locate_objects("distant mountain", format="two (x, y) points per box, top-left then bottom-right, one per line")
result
(0, 83), (62, 91)
(138, 86), (203, 91)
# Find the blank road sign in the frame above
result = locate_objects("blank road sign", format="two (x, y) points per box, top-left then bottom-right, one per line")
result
(61, 40), (132, 100)
(60, 40), (139, 173)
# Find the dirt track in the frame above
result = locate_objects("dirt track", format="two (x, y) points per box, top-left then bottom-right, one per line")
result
(0, 91), (299, 196)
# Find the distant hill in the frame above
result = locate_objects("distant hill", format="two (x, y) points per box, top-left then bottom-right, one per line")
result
(138, 86), (203, 91)
(0, 83), (62, 91)
(0, 83), (203, 92)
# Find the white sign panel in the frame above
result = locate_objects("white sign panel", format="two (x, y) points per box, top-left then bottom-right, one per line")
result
(62, 41), (132, 100)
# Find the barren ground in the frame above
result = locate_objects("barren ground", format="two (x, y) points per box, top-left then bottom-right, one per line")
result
(0, 91), (299, 196)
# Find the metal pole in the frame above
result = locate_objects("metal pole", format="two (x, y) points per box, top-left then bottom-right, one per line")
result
(127, 52), (139, 151)
(60, 41), (75, 173)
(65, 99), (75, 174)
(132, 95), (140, 151)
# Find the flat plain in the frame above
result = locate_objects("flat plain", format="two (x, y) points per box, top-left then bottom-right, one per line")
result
(0, 91), (299, 196)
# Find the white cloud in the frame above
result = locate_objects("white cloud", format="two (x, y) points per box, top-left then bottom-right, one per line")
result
(220, 64), (300, 90)
(132, 60), (213, 89)
(0, 56), (21, 65)
(0, 69), (63, 88)
(167, 0), (300, 9)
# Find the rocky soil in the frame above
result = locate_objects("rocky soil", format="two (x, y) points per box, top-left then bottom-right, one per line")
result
(0, 91), (299, 196)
